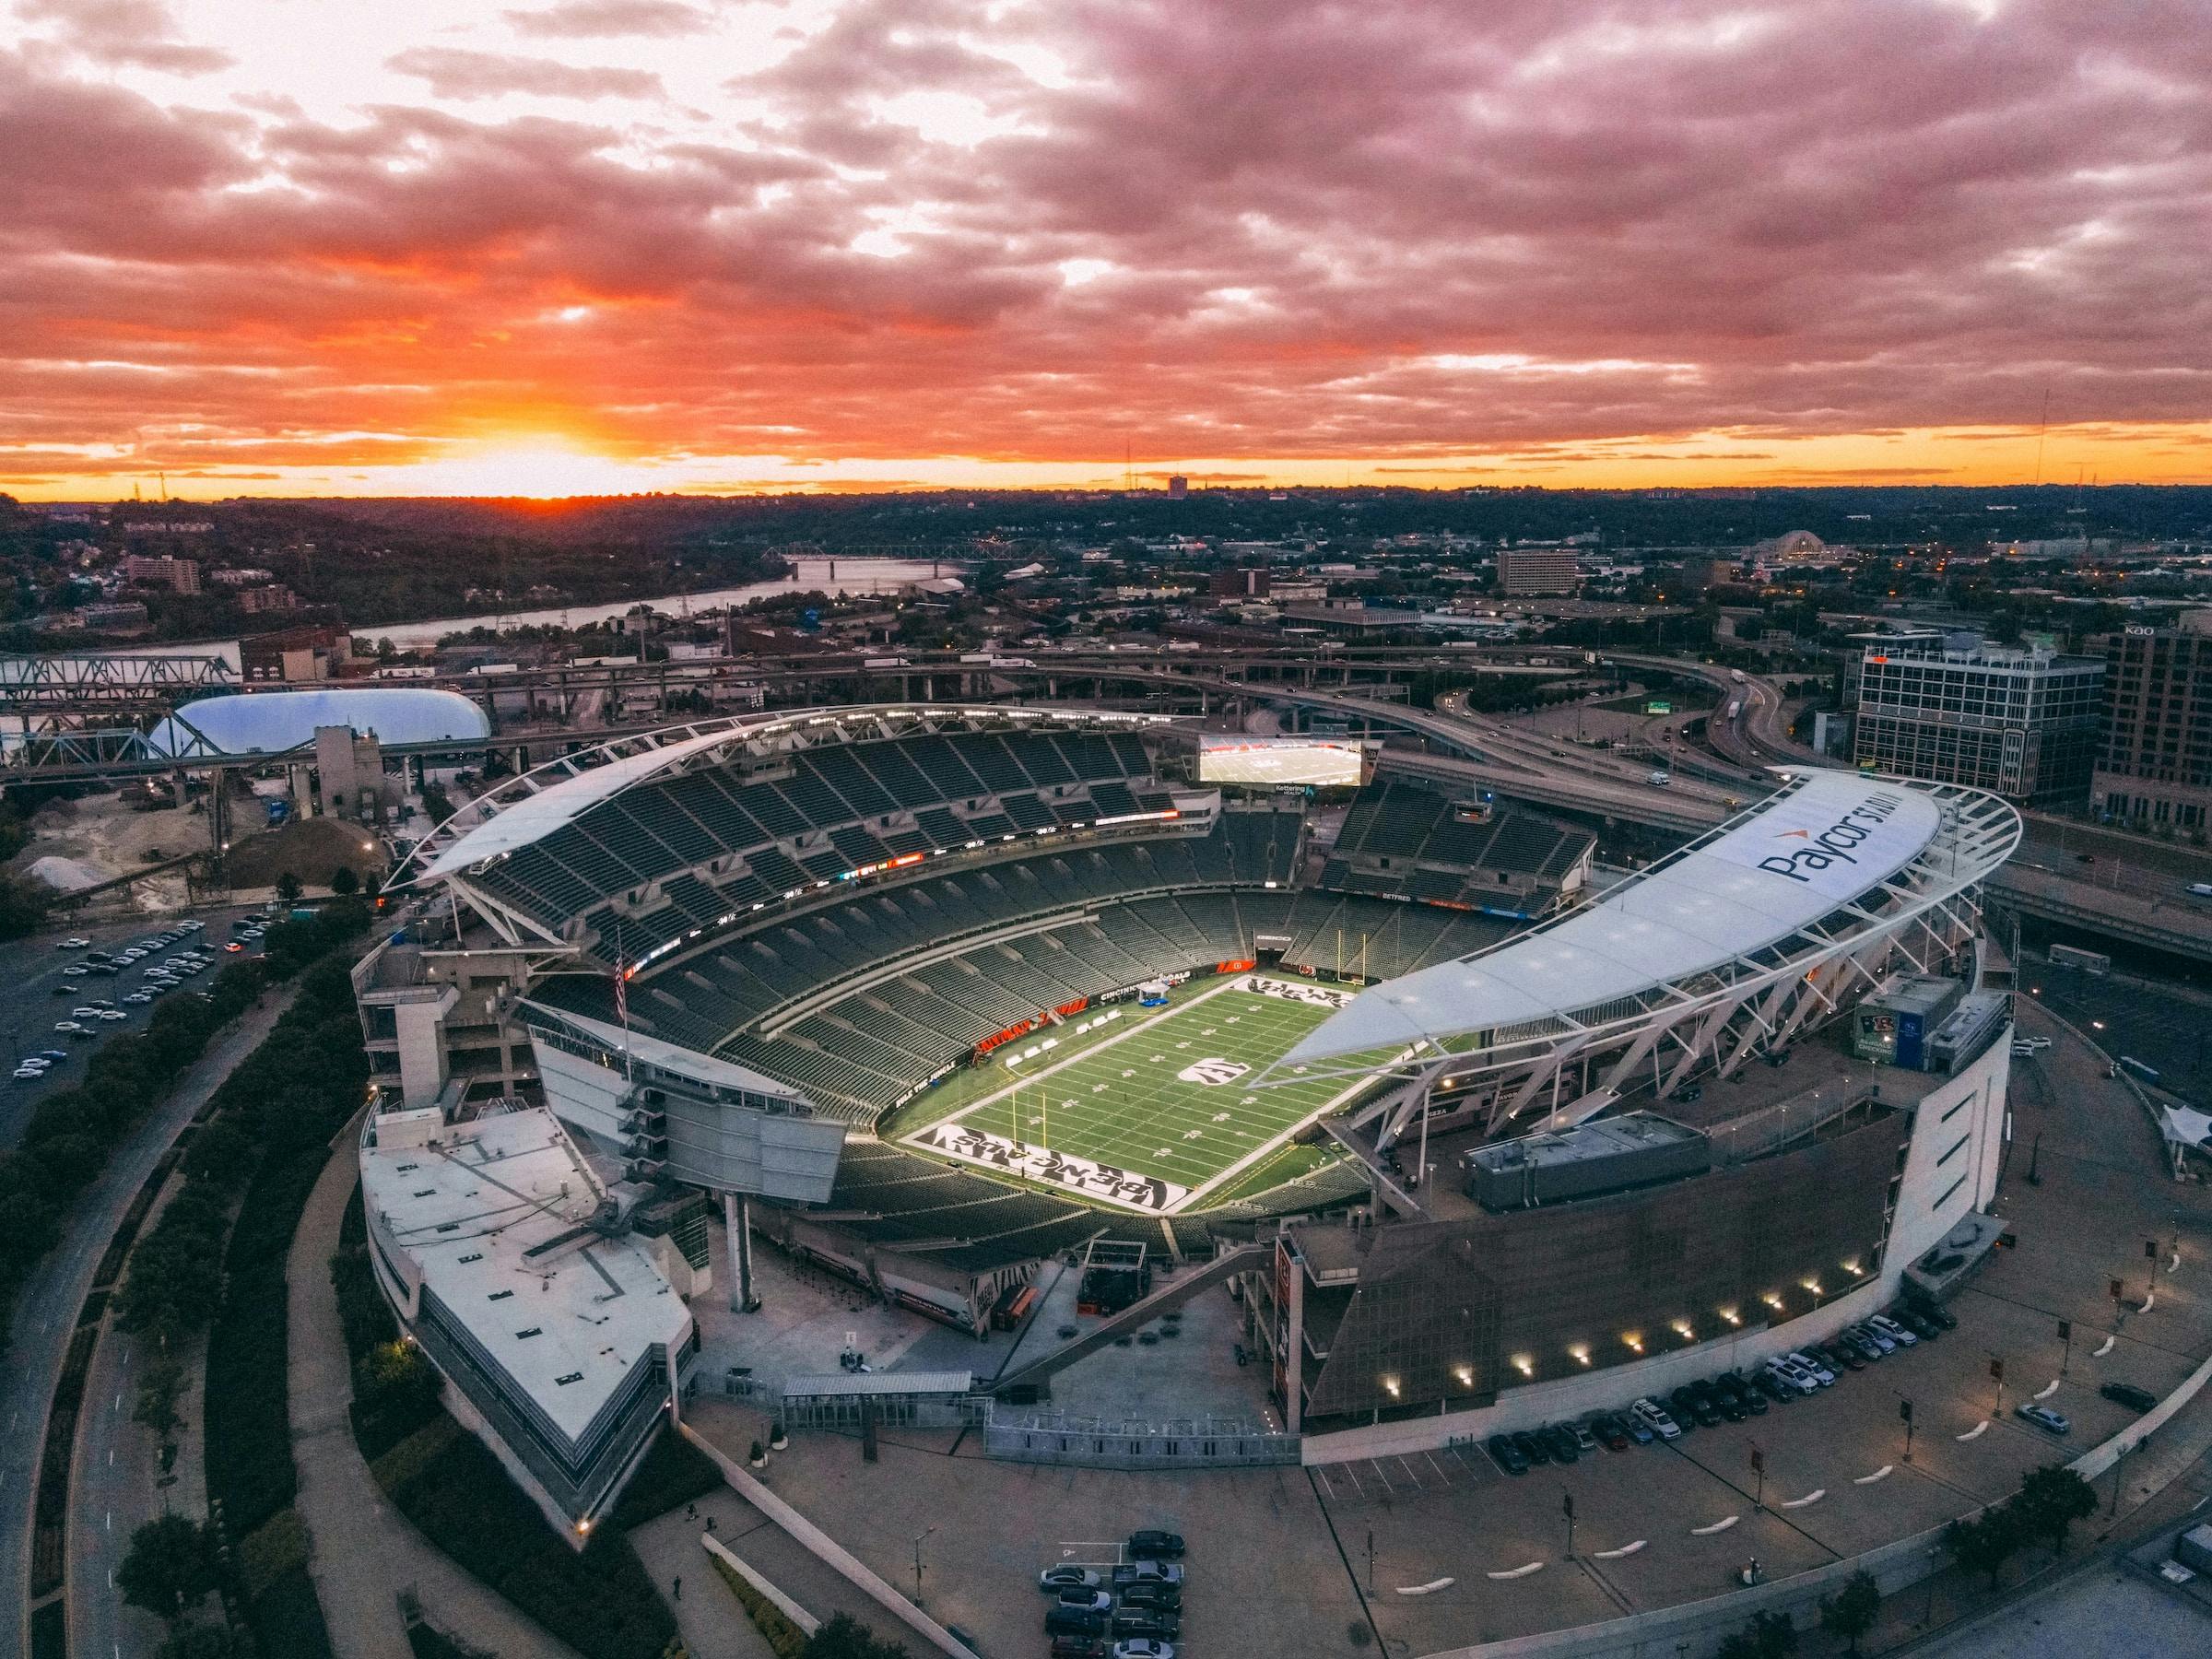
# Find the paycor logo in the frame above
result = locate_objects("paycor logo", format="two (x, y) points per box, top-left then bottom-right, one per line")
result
(1756, 791), (1907, 884)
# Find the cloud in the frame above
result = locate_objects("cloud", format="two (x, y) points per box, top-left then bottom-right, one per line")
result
(385, 47), (664, 101)
(6, 0), (2212, 496)
(504, 0), (713, 38)
(15, 0), (231, 75)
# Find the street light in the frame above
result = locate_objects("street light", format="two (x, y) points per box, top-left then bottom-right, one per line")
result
(912, 1526), (936, 1607)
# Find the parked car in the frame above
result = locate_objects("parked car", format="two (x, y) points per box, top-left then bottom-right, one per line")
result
(2015, 1404), (2070, 1436)
(1671, 1385), (1719, 1429)
(1543, 1423), (1581, 1464)
(1588, 1412), (1633, 1451)
(1511, 1429), (1551, 1465)
(1057, 1589), (1113, 1614)
(2100, 1382), (2159, 1412)
(1715, 1374), (1767, 1416)
(1120, 1581), (1181, 1611)
(1840, 1327), (1886, 1362)
(1894, 1308), (1939, 1341)
(1126, 1531), (1184, 1559)
(1041, 1567), (1101, 1593)
(1045, 1606), (1108, 1638)
(53, 1021), (89, 1036)
(1111, 1562), (1183, 1589)
(1869, 1313), (1919, 1347)
(1784, 1352), (1834, 1387)
(1568, 1420), (1600, 1454)
(57, 937), (88, 949)
(1051, 1638), (1106, 1659)
(36, 1050), (69, 1063)
(1608, 1409), (1653, 1446)
(1629, 1397), (1682, 1439)
(1110, 1641), (1174, 1659)
(1111, 1609), (1180, 1641)
(1488, 1433), (1530, 1476)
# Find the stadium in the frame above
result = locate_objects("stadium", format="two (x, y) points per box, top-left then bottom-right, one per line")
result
(352, 700), (2021, 1528)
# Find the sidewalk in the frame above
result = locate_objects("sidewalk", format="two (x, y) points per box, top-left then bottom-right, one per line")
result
(288, 1133), (584, 1659)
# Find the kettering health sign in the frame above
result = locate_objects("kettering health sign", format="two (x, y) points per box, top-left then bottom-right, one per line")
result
(1708, 780), (1938, 903)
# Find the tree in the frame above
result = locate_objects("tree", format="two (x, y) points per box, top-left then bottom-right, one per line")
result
(2016, 1465), (2098, 1552)
(135, 1359), (187, 1445)
(329, 866), (359, 896)
(1944, 1510), (2024, 1586)
(275, 872), (303, 907)
(803, 1613), (912, 1659)
(1819, 1570), (1881, 1655)
(1747, 1609), (1796, 1657)
(117, 1513), (218, 1624)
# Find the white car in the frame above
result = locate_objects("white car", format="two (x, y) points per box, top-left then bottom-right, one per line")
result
(1630, 1396), (1683, 1439)
(1787, 1350), (1837, 1385)
(57, 937), (89, 949)
(53, 1021), (89, 1035)
(62, 965), (88, 977)
(1112, 1643), (1174, 1659)
(13, 1066), (46, 1080)
(72, 1007), (104, 1019)
(124, 992), (153, 1005)
(1765, 1356), (1819, 1394)
(1868, 1313), (1918, 1347)
(99, 1009), (128, 1021)
(182, 920), (205, 932)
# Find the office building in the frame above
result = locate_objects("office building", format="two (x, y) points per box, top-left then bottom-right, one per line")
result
(1166, 474), (1188, 498)
(1853, 641), (2103, 806)
(2094, 612), (2212, 830)
(1209, 565), (1270, 599)
(1496, 547), (1581, 596)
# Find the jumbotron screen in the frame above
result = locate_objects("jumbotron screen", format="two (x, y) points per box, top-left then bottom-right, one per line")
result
(1198, 736), (1367, 787)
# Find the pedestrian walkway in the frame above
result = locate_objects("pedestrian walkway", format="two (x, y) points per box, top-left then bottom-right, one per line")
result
(288, 1129), (584, 1659)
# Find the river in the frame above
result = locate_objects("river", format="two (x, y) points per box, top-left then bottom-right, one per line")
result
(363, 558), (952, 651)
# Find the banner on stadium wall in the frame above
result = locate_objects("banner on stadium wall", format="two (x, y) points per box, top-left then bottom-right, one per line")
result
(1215, 958), (1257, 974)
(906, 1122), (1190, 1213)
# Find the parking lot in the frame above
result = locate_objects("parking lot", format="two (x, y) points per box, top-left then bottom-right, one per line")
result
(0, 902), (266, 1147)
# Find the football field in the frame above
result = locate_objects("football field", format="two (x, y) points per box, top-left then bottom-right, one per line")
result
(912, 975), (1368, 1203)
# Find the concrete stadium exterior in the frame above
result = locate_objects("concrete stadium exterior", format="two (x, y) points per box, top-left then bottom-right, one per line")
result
(352, 703), (2022, 1508)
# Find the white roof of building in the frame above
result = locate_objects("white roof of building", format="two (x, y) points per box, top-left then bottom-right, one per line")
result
(359, 1106), (689, 1445)
(143, 687), (489, 759)
(1281, 771), (1944, 1066)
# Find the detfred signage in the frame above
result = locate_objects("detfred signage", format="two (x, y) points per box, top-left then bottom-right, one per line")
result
(1706, 781), (1936, 901)
(907, 1122), (1188, 1212)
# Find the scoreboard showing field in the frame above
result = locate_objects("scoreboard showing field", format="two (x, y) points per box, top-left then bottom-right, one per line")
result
(1198, 735), (1368, 788)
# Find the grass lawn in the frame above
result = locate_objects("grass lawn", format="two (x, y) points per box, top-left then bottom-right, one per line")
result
(917, 977), (1364, 1197)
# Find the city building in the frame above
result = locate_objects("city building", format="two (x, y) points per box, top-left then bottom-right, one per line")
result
(1166, 475), (1188, 498)
(1853, 640), (2104, 805)
(359, 1103), (699, 1537)
(241, 623), (350, 681)
(76, 601), (150, 633)
(2093, 611), (2212, 830)
(1496, 547), (1581, 596)
(1209, 566), (1271, 599)
(237, 583), (302, 615)
(123, 553), (202, 594)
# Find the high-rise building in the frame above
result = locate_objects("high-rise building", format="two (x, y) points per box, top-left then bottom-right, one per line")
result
(123, 553), (200, 594)
(1853, 640), (2104, 805)
(1495, 547), (1580, 595)
(1208, 565), (1269, 599)
(2092, 611), (2212, 830)
(1166, 474), (1188, 498)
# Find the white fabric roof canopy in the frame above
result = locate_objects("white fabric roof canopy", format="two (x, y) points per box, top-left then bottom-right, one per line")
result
(142, 687), (488, 759)
(1282, 771), (1944, 1066)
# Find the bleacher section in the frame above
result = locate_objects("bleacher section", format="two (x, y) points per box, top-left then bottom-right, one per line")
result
(462, 724), (1169, 957)
(529, 818), (1506, 1128)
(1319, 778), (1593, 912)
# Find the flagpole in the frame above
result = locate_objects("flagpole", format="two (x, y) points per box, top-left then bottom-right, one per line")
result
(614, 922), (634, 1087)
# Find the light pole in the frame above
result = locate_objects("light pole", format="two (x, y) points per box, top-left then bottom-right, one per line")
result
(912, 1525), (935, 1607)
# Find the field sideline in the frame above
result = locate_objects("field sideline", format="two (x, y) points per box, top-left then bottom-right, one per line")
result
(909, 974), (1370, 1203)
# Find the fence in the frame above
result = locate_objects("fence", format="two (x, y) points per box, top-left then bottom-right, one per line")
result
(985, 1405), (1299, 1469)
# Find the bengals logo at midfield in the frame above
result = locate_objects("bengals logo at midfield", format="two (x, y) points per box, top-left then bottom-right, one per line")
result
(1177, 1057), (1250, 1086)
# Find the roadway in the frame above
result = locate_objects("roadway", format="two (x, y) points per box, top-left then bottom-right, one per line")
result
(0, 987), (295, 1659)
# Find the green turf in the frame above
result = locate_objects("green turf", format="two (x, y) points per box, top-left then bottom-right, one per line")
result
(924, 979), (1361, 1194)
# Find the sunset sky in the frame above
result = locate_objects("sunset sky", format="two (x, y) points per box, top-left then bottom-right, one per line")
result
(4, 0), (2208, 500)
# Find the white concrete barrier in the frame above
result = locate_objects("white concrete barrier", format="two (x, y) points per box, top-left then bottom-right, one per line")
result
(701, 1533), (820, 1636)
